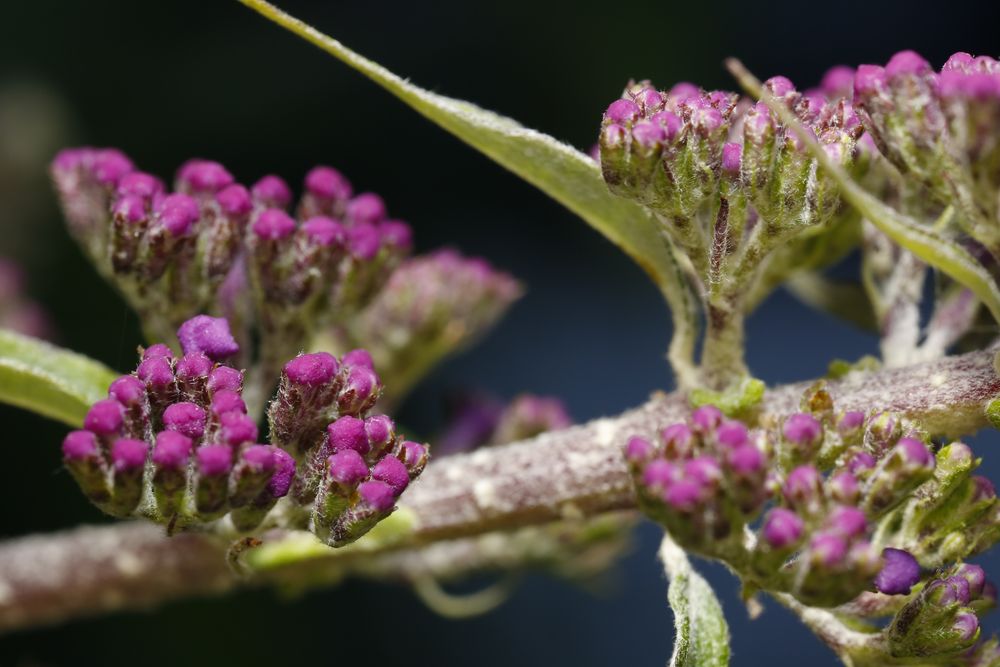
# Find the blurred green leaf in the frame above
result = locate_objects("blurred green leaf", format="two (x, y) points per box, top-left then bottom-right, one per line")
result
(0, 329), (117, 427)
(660, 534), (731, 667)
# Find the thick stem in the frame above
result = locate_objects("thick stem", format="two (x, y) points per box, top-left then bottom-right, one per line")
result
(2, 347), (998, 631)
(700, 298), (747, 390)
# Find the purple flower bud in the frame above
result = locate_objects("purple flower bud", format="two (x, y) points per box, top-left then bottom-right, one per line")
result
(211, 390), (247, 417)
(240, 444), (276, 472)
(301, 216), (344, 247)
(152, 431), (193, 469)
(783, 413), (823, 448)
(267, 448), (296, 497)
(820, 65), (854, 98)
(365, 414), (395, 455)
(196, 444), (233, 476)
(346, 192), (387, 226)
(837, 411), (865, 435)
(853, 65), (886, 99)
(112, 196), (147, 228)
(142, 343), (174, 360)
(207, 366), (242, 394)
(810, 532), (848, 567)
(358, 480), (396, 513)
(715, 419), (749, 448)
(175, 352), (212, 383)
(895, 437), (935, 470)
(305, 166), (352, 201)
(827, 471), (860, 504)
(177, 159), (234, 194)
(762, 508), (804, 548)
(62, 430), (99, 461)
(177, 315), (239, 361)
(372, 455), (409, 495)
(154, 193), (199, 236)
(110, 438), (148, 472)
(346, 223), (381, 259)
(847, 451), (877, 475)
(378, 219), (413, 251)
(162, 402), (207, 440)
(251, 175), (293, 208)
(685, 455), (723, 484)
(117, 172), (163, 199)
(342, 348), (374, 370)
(137, 356), (173, 389)
(215, 184), (252, 217)
(952, 612), (979, 642)
(884, 50), (931, 80)
(728, 445), (764, 475)
(721, 142), (742, 174)
(604, 98), (640, 124)
(972, 475), (996, 501)
(642, 460), (676, 491)
(219, 412), (258, 446)
(650, 111), (683, 140)
(825, 506), (868, 538)
(625, 436), (654, 463)
(338, 364), (380, 415)
(631, 121), (666, 148)
(783, 465), (823, 506)
(84, 399), (125, 436)
(108, 375), (145, 406)
(327, 416), (369, 455)
(955, 564), (986, 599)
(399, 440), (428, 474)
(664, 479), (704, 511)
(691, 405), (723, 433)
(765, 75), (796, 99)
(635, 87), (664, 114)
(668, 82), (700, 100)
(283, 352), (338, 387)
(328, 449), (369, 486)
(91, 149), (133, 185)
(252, 208), (296, 240)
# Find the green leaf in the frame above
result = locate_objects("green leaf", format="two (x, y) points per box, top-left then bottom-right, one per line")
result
(726, 58), (1000, 325)
(0, 329), (118, 427)
(659, 534), (731, 667)
(237, 0), (702, 388)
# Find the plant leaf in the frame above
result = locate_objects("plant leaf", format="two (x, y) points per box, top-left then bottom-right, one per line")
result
(726, 58), (1000, 324)
(0, 329), (118, 427)
(659, 534), (731, 667)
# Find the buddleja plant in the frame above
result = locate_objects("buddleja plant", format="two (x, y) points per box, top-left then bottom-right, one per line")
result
(2, 1), (1000, 665)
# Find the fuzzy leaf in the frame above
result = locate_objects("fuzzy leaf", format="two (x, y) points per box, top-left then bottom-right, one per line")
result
(236, 1), (687, 305)
(0, 329), (118, 427)
(659, 534), (731, 667)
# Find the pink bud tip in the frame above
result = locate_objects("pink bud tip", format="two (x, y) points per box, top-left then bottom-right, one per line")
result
(301, 216), (344, 246)
(342, 349), (374, 370)
(143, 343), (174, 360)
(251, 175), (293, 208)
(346, 223), (381, 260)
(111, 438), (148, 471)
(762, 508), (803, 548)
(137, 357), (173, 389)
(63, 430), (99, 461)
(208, 366), (242, 394)
(152, 431), (193, 469)
(162, 401), (207, 440)
(625, 436), (654, 462)
(219, 412), (258, 446)
(825, 505), (868, 538)
(284, 352), (338, 387)
(399, 441), (427, 471)
(177, 315), (240, 361)
(240, 444), (276, 472)
(885, 50), (931, 79)
(215, 184), (253, 217)
(196, 444), (233, 476)
(358, 480), (396, 512)
(721, 142), (742, 174)
(716, 419), (748, 448)
(155, 193), (200, 236)
(782, 413), (822, 447)
(177, 159), (234, 193)
(346, 192), (387, 226)
(211, 390), (247, 416)
(691, 405), (723, 432)
(84, 399), (125, 435)
(305, 165), (352, 200)
(604, 98), (640, 124)
(175, 352), (213, 382)
(108, 375), (145, 406)
(268, 448), (296, 497)
(328, 449), (369, 486)
(327, 416), (369, 455)
(117, 172), (164, 199)
(252, 208), (296, 240)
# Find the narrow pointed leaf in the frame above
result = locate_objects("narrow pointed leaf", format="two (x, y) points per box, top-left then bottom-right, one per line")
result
(659, 534), (730, 667)
(726, 58), (1000, 324)
(0, 329), (118, 427)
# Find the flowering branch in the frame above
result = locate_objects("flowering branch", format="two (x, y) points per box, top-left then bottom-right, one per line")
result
(2, 345), (997, 632)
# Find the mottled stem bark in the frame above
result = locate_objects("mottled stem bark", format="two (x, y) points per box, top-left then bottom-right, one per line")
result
(2, 347), (998, 632)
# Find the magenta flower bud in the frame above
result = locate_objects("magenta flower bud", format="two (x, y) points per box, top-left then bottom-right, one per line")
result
(372, 455), (409, 495)
(664, 479), (704, 511)
(177, 315), (239, 361)
(955, 564), (986, 599)
(604, 98), (640, 124)
(762, 508), (804, 548)
(952, 612), (980, 642)
(267, 448), (296, 498)
(820, 65), (854, 98)
(685, 455), (723, 484)
(635, 87), (664, 113)
(91, 149), (133, 185)
(251, 174), (293, 208)
(240, 444), (275, 472)
(112, 194), (146, 225)
(305, 166), (352, 201)
(154, 193), (199, 236)
(810, 532), (848, 567)
(117, 172), (163, 199)
(152, 431), (193, 469)
(691, 405), (723, 433)
(715, 420), (749, 449)
(827, 471), (860, 504)
(219, 412), (258, 447)
(284, 352), (338, 387)
(346, 192), (387, 226)
(847, 451), (877, 475)
(196, 444), (233, 477)
(721, 142), (742, 174)
(895, 437), (935, 470)
(176, 159), (234, 194)
(972, 475), (996, 501)
(783, 413), (822, 448)
(378, 219), (413, 251)
(209, 390), (244, 417)
(728, 445), (764, 475)
(110, 438), (148, 472)
(252, 208), (296, 240)
(358, 480), (396, 513)
(884, 50), (931, 80)
(328, 449), (368, 487)
(301, 216), (344, 246)
(143, 343), (174, 360)
(207, 366), (242, 394)
(365, 414), (396, 456)
(108, 375), (145, 406)
(327, 416), (369, 456)
(398, 441), (428, 475)
(84, 399), (125, 436)
(943, 52), (975, 72)
(642, 460), (676, 491)
(137, 356), (173, 390)
(337, 364), (380, 415)
(62, 430), (99, 461)
(764, 75), (796, 99)
(837, 411), (865, 436)
(825, 506), (868, 538)
(668, 82), (699, 100)
(783, 465), (823, 507)
(650, 111), (683, 140)
(345, 223), (381, 260)
(162, 402), (207, 441)
(175, 352), (212, 382)
(662, 422), (694, 457)
(342, 348), (374, 370)
(625, 436), (654, 463)
(215, 184), (252, 217)
(631, 121), (666, 148)
(853, 64), (886, 98)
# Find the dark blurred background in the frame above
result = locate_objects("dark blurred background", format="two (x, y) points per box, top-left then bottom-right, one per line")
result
(1, 0), (999, 664)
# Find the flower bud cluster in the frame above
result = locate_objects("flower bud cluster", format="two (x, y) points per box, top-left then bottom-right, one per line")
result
(61, 316), (429, 545)
(887, 563), (993, 658)
(267, 349), (428, 546)
(50, 149), (413, 378)
(852, 51), (1000, 254)
(625, 390), (1000, 608)
(342, 249), (522, 396)
(598, 78), (862, 288)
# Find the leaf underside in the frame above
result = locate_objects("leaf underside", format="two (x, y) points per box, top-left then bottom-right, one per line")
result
(0, 329), (118, 427)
